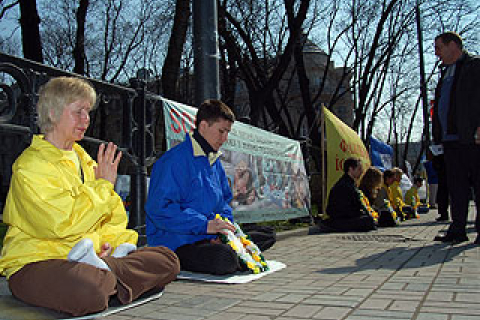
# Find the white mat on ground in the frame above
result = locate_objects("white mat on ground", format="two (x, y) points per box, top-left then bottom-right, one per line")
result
(0, 279), (163, 320)
(176, 260), (286, 284)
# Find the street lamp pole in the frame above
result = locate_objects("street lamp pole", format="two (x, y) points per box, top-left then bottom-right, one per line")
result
(192, 0), (220, 106)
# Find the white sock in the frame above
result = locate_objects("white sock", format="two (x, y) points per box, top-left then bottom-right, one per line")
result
(112, 243), (137, 258)
(67, 238), (111, 271)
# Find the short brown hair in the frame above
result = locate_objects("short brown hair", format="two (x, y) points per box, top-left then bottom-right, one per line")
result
(37, 77), (96, 133)
(343, 157), (361, 174)
(383, 169), (395, 181)
(435, 32), (463, 50)
(195, 99), (235, 127)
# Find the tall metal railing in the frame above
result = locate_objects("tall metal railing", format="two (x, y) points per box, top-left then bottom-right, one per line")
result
(0, 53), (160, 244)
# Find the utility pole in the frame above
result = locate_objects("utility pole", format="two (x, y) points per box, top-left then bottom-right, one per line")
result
(192, 0), (220, 107)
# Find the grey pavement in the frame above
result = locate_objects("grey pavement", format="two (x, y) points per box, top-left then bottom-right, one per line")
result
(3, 205), (480, 320)
(108, 205), (480, 320)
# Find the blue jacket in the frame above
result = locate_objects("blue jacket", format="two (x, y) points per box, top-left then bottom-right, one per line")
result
(145, 133), (233, 250)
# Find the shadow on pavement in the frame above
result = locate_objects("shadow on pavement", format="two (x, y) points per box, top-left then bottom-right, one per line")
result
(316, 242), (476, 275)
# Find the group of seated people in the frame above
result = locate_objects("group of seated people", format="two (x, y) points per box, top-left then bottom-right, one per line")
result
(322, 157), (425, 232)
(0, 77), (269, 316)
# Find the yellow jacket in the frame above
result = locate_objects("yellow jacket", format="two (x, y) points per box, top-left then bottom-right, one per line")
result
(389, 181), (405, 210)
(0, 135), (137, 278)
(404, 186), (420, 208)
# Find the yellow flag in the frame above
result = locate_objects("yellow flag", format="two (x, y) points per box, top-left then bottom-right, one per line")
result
(324, 107), (370, 209)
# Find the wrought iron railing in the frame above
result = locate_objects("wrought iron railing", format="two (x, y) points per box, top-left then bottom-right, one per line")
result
(0, 52), (162, 244)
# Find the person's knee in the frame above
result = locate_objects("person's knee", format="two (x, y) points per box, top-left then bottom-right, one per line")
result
(144, 246), (181, 282)
(69, 272), (116, 316)
(210, 245), (238, 275)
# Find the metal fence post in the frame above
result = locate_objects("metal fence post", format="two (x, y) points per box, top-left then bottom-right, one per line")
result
(128, 77), (147, 244)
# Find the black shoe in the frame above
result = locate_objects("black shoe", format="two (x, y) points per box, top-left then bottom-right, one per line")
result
(434, 234), (468, 244)
(436, 216), (448, 221)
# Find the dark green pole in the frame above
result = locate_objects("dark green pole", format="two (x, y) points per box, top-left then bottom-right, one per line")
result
(192, 0), (220, 106)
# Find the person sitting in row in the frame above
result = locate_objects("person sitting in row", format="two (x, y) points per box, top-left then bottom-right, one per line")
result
(0, 77), (180, 316)
(405, 176), (423, 209)
(373, 169), (399, 227)
(405, 176), (428, 214)
(359, 166), (383, 204)
(358, 166), (383, 222)
(145, 100), (242, 275)
(322, 157), (376, 232)
(390, 167), (416, 220)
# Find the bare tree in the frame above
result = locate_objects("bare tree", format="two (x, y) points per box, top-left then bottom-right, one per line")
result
(19, 0), (43, 62)
(161, 0), (190, 100)
(217, 0), (312, 136)
(73, 0), (89, 75)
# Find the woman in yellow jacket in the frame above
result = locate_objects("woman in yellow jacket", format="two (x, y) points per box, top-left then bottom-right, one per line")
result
(0, 77), (179, 316)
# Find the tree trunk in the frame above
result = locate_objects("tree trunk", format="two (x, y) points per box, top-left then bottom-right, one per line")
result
(73, 0), (89, 75)
(161, 0), (190, 100)
(19, 0), (43, 63)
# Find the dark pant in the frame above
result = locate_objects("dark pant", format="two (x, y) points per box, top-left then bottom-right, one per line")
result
(435, 155), (450, 218)
(175, 240), (240, 275)
(8, 246), (179, 316)
(444, 143), (480, 237)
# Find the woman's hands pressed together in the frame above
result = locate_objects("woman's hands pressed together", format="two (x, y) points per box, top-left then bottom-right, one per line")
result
(95, 142), (122, 185)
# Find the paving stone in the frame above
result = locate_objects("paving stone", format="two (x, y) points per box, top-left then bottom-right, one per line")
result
(253, 292), (287, 302)
(281, 305), (323, 318)
(312, 306), (352, 319)
(415, 313), (450, 320)
(342, 288), (375, 297)
(425, 291), (454, 302)
(388, 300), (420, 311)
(226, 306), (284, 317)
(358, 298), (392, 310)
(350, 308), (413, 319)
(451, 316), (480, 320)
(201, 312), (245, 320)
(275, 294), (310, 303)
(455, 293), (479, 302)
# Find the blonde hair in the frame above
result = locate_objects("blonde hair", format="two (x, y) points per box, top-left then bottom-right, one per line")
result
(391, 167), (403, 180)
(36, 77), (96, 133)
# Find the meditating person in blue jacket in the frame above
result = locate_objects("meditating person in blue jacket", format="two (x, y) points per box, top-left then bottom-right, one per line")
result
(145, 100), (240, 275)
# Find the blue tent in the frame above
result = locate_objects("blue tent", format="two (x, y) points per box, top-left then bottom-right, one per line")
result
(369, 136), (393, 171)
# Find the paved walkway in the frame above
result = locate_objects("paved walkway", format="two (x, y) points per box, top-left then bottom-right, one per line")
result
(107, 205), (480, 320)
(1, 206), (479, 320)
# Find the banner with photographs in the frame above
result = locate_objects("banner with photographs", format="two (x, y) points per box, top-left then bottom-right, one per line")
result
(161, 98), (311, 223)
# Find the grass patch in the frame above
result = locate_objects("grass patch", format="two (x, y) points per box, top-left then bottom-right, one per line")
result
(258, 220), (311, 232)
(239, 204), (320, 233)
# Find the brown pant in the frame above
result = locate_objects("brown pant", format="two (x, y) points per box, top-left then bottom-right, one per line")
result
(8, 246), (180, 316)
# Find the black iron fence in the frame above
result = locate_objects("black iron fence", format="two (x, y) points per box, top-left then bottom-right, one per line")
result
(0, 53), (164, 244)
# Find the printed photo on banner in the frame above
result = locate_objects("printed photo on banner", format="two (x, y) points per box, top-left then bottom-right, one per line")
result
(161, 98), (311, 223)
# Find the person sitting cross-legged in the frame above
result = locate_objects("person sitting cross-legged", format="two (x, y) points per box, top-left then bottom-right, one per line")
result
(405, 176), (428, 214)
(373, 169), (400, 227)
(321, 157), (377, 232)
(145, 100), (243, 276)
(0, 77), (180, 317)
